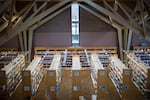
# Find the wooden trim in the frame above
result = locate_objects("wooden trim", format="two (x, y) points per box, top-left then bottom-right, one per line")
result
(34, 46), (117, 55)
(133, 46), (150, 50)
(0, 48), (18, 51)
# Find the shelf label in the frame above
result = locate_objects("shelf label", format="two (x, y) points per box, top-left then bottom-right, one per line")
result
(100, 71), (105, 76)
(0, 72), (4, 77)
(73, 86), (80, 91)
(46, 93), (51, 99)
(50, 86), (55, 91)
(74, 71), (79, 76)
(124, 85), (129, 91)
(124, 71), (130, 76)
(24, 86), (30, 91)
(99, 85), (106, 91)
(49, 72), (54, 76)
(23, 72), (29, 76)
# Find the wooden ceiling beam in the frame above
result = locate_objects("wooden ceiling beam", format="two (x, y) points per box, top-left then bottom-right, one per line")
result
(79, 3), (123, 29)
(0, 3), (32, 32)
(0, 0), (69, 46)
(0, 0), (36, 45)
(0, 0), (13, 14)
(29, 4), (71, 30)
(115, 0), (139, 26)
(27, 3), (71, 62)
(84, 0), (144, 37)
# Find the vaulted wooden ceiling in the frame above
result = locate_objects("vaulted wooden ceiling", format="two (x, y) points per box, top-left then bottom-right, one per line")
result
(0, 0), (150, 60)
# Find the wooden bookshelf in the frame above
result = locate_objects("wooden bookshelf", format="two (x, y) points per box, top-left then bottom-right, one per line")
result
(46, 53), (61, 100)
(22, 56), (43, 99)
(72, 55), (83, 100)
(0, 51), (18, 69)
(133, 46), (150, 51)
(33, 46), (117, 99)
(127, 52), (150, 98)
(0, 54), (25, 99)
(77, 49), (91, 68)
(96, 49), (112, 67)
(91, 53), (109, 99)
(109, 55), (132, 99)
(35, 50), (54, 68)
(34, 46), (117, 68)
(63, 50), (73, 68)
(61, 49), (67, 67)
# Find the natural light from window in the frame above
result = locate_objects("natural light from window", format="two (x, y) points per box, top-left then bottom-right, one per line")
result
(71, 3), (79, 46)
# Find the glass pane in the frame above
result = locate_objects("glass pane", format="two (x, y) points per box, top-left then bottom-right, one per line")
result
(72, 23), (79, 35)
(71, 3), (79, 46)
(72, 34), (79, 44)
(71, 3), (79, 22)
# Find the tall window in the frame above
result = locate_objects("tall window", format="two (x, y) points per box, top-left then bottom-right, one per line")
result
(71, 3), (79, 46)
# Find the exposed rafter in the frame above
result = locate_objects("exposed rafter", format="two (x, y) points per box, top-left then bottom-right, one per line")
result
(83, 0), (144, 36)
(115, 0), (140, 28)
(120, 2), (141, 22)
(139, 0), (147, 37)
(29, 3), (71, 30)
(0, 0), (149, 51)
(27, 2), (71, 62)
(79, 3), (124, 60)
(27, 0), (49, 20)
(0, 0), (70, 46)
(103, 0), (114, 25)
(7, 0), (16, 31)
(143, 0), (150, 8)
(79, 3), (123, 29)
(0, 3), (31, 32)
(0, 0), (13, 14)
(103, 0), (143, 34)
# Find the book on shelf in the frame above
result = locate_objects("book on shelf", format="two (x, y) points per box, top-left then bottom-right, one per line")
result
(0, 54), (25, 98)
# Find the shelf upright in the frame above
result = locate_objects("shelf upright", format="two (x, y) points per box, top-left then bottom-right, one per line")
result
(109, 55), (132, 99)
(127, 52), (150, 98)
(72, 55), (83, 100)
(91, 53), (108, 99)
(22, 56), (43, 99)
(0, 54), (25, 99)
(46, 53), (61, 100)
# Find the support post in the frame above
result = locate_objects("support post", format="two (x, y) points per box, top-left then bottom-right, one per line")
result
(18, 32), (24, 51)
(23, 30), (27, 51)
(117, 29), (123, 60)
(127, 30), (133, 51)
(28, 29), (33, 62)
